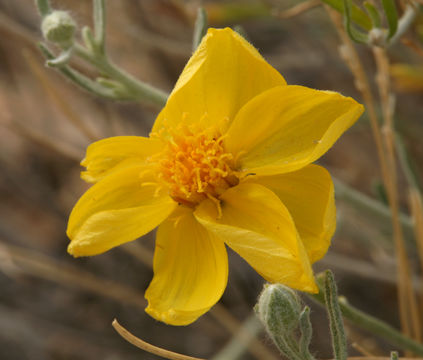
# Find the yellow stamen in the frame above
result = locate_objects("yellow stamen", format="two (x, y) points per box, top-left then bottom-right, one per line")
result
(151, 123), (239, 207)
(206, 193), (223, 219)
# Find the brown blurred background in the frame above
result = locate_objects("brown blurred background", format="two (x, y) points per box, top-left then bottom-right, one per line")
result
(0, 0), (422, 359)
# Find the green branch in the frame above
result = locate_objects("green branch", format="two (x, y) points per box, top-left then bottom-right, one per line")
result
(309, 273), (423, 356)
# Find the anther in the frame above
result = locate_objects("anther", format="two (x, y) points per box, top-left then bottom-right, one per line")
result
(206, 193), (223, 219)
(153, 124), (238, 205)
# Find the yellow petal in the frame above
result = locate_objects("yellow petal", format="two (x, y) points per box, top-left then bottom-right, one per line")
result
(225, 85), (364, 176)
(145, 206), (228, 325)
(81, 136), (163, 183)
(194, 183), (317, 293)
(67, 165), (176, 257)
(246, 165), (335, 263)
(152, 28), (285, 134)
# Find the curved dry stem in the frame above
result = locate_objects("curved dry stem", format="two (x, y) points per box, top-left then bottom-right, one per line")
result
(112, 319), (206, 360)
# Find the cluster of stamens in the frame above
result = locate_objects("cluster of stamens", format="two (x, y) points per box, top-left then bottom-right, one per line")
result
(151, 124), (238, 207)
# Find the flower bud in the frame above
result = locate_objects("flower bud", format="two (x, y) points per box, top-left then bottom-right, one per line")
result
(41, 11), (76, 48)
(256, 283), (302, 336)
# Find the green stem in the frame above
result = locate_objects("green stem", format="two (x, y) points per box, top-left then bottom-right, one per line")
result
(39, 43), (131, 100)
(192, 7), (207, 51)
(324, 270), (348, 360)
(338, 296), (423, 355)
(35, 0), (51, 17)
(272, 335), (303, 360)
(299, 307), (314, 360)
(333, 177), (414, 247)
(93, 0), (106, 54)
(46, 47), (73, 67)
(74, 44), (168, 107)
(308, 277), (423, 356)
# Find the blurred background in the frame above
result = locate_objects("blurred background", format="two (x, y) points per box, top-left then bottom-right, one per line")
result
(0, 0), (422, 359)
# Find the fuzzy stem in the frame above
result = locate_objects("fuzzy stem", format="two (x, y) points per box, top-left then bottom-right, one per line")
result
(38, 43), (132, 101)
(308, 280), (423, 356)
(324, 270), (348, 360)
(93, 0), (106, 54)
(74, 44), (168, 107)
(299, 307), (314, 360)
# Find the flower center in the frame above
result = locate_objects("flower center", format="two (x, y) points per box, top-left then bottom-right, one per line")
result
(153, 125), (238, 207)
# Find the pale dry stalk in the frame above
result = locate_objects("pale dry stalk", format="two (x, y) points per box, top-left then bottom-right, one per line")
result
(372, 46), (421, 342)
(274, 0), (321, 19)
(409, 189), (423, 327)
(325, 9), (391, 190)
(5, 121), (82, 162)
(409, 189), (423, 277)
(0, 241), (148, 307)
(325, 7), (419, 340)
(351, 342), (376, 357)
(113, 319), (206, 360)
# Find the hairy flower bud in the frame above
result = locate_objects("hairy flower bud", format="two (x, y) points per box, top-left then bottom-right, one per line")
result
(42, 11), (76, 48)
(257, 283), (302, 335)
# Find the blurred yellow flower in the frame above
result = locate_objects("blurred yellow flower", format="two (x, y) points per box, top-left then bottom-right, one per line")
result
(391, 64), (423, 93)
(67, 28), (363, 325)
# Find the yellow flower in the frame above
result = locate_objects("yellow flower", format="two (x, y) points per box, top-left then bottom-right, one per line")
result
(67, 28), (364, 326)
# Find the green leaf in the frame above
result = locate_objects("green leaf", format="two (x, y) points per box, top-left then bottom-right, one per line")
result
(321, 0), (372, 31)
(382, 0), (398, 38)
(93, 0), (106, 54)
(46, 47), (73, 67)
(82, 26), (97, 54)
(343, 0), (369, 44)
(364, 1), (382, 28)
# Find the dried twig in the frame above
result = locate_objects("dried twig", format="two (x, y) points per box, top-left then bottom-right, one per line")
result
(325, 7), (420, 341)
(274, 0), (321, 19)
(112, 319), (206, 360)
(121, 242), (279, 360)
(373, 46), (421, 342)
(0, 241), (147, 308)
